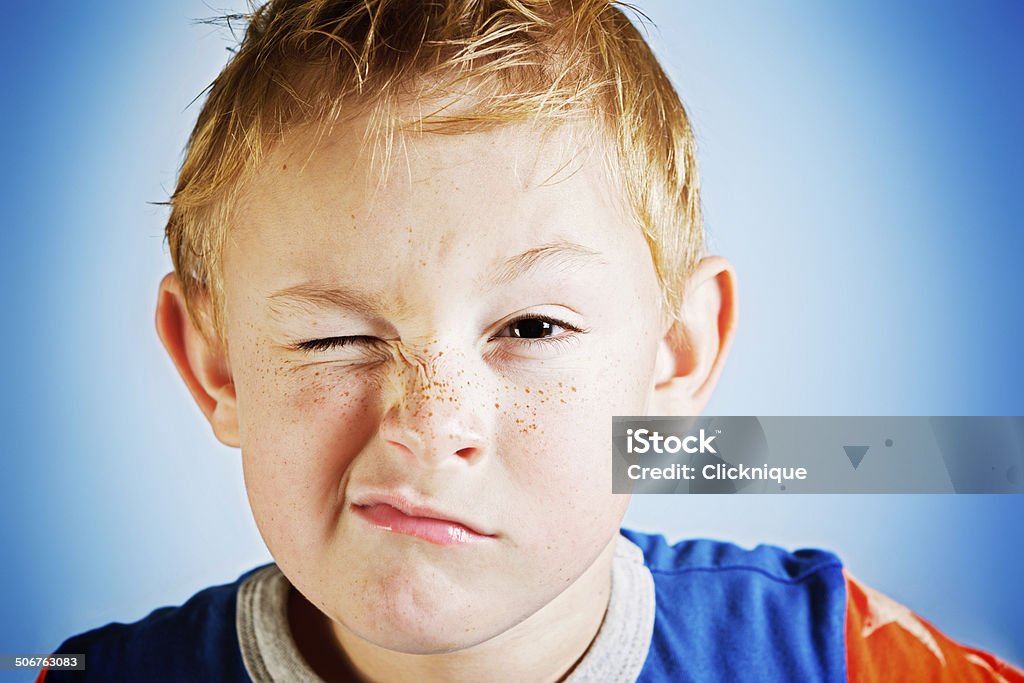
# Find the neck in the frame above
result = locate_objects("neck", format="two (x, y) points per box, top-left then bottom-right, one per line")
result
(315, 536), (618, 683)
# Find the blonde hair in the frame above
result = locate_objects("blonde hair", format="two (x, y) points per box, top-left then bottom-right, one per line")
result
(165, 0), (703, 344)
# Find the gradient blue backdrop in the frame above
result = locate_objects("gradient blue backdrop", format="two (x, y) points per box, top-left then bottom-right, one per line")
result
(2, 1), (1022, 679)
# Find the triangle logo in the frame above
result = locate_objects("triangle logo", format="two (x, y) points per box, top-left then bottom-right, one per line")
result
(843, 445), (870, 469)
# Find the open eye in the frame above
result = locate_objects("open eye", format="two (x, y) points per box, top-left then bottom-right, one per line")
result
(492, 315), (586, 342)
(504, 317), (558, 339)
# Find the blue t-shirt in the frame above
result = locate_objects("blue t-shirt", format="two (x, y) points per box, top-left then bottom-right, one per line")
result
(622, 529), (845, 681)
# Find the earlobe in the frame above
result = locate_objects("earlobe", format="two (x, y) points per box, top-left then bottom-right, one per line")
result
(649, 256), (738, 416)
(155, 273), (241, 448)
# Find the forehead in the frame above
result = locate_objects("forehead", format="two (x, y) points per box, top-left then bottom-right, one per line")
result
(225, 116), (643, 300)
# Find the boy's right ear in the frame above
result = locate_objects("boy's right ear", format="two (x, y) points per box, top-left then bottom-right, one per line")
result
(155, 273), (240, 448)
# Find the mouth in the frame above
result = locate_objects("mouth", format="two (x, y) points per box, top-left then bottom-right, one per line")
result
(350, 495), (495, 546)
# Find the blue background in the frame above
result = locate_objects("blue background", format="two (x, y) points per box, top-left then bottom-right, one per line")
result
(2, 1), (1022, 678)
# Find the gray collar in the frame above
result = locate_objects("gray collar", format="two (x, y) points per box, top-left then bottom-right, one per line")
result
(236, 534), (655, 682)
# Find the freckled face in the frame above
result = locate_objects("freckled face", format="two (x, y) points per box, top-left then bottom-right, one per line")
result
(222, 120), (665, 653)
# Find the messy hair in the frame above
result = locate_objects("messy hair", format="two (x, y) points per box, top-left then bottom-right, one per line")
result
(165, 0), (703, 345)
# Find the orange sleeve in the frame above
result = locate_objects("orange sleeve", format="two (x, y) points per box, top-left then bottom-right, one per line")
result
(845, 569), (1024, 682)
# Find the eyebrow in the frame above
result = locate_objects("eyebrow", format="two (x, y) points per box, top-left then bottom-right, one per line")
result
(267, 283), (389, 319)
(487, 240), (606, 289)
(266, 240), (605, 316)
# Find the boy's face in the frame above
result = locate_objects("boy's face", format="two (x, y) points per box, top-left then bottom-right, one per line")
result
(219, 119), (666, 653)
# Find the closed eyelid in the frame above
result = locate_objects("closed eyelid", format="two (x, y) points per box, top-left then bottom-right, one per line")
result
(292, 335), (385, 352)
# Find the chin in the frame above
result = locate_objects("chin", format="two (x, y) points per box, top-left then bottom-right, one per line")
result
(339, 592), (505, 655)
(324, 540), (507, 646)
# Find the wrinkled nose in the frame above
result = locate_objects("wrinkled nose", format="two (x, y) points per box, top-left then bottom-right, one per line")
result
(378, 348), (491, 466)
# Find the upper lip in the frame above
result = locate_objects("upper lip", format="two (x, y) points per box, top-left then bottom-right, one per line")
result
(350, 491), (496, 537)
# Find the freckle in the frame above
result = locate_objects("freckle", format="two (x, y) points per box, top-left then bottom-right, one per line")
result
(560, 399), (567, 404)
(494, 403), (500, 409)
(524, 388), (530, 394)
(538, 390), (543, 395)
(571, 386), (577, 392)
(282, 163), (287, 170)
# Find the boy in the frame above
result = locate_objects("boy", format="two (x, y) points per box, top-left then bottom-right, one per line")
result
(45, 1), (1023, 681)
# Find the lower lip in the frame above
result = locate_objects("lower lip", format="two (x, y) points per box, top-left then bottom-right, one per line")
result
(353, 503), (490, 546)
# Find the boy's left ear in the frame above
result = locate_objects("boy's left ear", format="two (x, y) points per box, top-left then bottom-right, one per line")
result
(650, 256), (738, 416)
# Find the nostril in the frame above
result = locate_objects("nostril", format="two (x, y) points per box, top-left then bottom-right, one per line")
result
(455, 447), (477, 459)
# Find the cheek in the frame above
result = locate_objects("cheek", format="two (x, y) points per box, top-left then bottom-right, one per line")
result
(496, 342), (655, 568)
(235, 356), (384, 555)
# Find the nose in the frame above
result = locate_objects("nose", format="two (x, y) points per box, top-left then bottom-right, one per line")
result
(378, 348), (491, 466)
